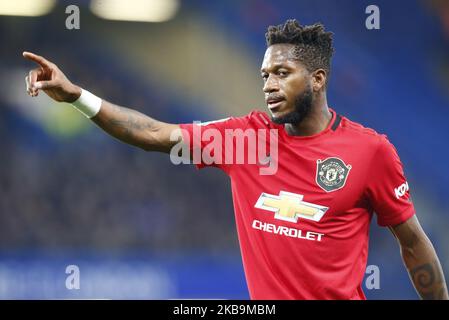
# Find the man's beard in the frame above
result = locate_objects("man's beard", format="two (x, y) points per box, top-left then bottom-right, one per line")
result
(271, 85), (313, 125)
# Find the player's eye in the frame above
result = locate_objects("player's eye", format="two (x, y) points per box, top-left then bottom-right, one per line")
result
(278, 70), (289, 77)
(261, 73), (268, 81)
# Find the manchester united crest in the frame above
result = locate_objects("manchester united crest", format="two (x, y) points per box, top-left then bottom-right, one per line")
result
(316, 157), (352, 192)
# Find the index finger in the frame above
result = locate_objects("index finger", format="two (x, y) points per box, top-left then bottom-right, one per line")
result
(22, 51), (53, 68)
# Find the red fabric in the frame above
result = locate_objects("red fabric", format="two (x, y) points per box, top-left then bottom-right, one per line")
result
(179, 109), (415, 300)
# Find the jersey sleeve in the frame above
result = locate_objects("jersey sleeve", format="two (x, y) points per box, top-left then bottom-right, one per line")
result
(179, 114), (251, 173)
(365, 135), (415, 227)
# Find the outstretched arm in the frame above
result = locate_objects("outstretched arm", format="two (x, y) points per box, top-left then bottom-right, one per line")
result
(389, 215), (448, 299)
(91, 102), (179, 153)
(23, 51), (180, 153)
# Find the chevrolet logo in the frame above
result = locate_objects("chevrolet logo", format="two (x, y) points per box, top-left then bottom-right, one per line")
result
(254, 191), (329, 223)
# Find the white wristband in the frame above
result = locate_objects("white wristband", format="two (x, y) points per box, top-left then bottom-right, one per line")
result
(71, 89), (102, 118)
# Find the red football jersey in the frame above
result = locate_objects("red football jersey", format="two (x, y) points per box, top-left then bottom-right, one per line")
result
(179, 108), (415, 300)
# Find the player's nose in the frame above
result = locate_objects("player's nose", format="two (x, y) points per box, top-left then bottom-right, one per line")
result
(263, 75), (279, 93)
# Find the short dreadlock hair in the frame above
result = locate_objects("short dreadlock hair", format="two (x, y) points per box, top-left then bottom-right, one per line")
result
(265, 19), (334, 78)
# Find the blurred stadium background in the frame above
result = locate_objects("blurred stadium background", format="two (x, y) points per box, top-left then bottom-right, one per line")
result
(0, 0), (448, 299)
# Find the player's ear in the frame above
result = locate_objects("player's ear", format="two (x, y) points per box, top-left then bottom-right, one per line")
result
(311, 69), (327, 92)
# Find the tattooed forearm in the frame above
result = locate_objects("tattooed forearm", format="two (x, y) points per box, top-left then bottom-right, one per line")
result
(411, 262), (436, 288)
(391, 216), (448, 300)
(407, 258), (448, 299)
(91, 101), (179, 153)
(107, 106), (156, 139)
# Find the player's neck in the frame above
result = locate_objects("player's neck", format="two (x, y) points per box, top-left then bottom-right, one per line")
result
(284, 96), (332, 137)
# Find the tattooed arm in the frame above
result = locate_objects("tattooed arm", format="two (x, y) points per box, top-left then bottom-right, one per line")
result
(23, 51), (180, 153)
(389, 215), (448, 299)
(91, 101), (179, 153)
